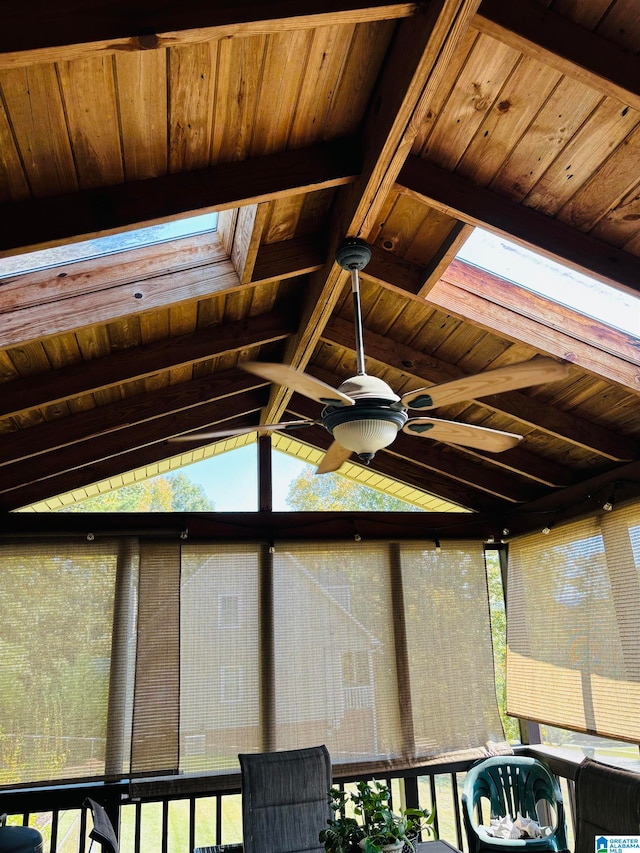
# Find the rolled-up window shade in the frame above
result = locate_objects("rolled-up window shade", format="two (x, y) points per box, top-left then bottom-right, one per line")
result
(131, 541), (181, 775)
(507, 502), (640, 741)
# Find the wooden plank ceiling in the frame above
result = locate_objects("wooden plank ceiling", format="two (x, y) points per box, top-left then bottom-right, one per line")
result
(1, 0), (639, 534)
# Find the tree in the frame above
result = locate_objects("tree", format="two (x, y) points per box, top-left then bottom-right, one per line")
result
(61, 473), (215, 512)
(285, 468), (422, 512)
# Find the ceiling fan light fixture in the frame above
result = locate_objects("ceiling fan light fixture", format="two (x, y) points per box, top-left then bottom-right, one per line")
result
(332, 418), (400, 459)
(323, 404), (408, 463)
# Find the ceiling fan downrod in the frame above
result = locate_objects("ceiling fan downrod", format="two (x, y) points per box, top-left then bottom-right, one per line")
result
(336, 238), (371, 377)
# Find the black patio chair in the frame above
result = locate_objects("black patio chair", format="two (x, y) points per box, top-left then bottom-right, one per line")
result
(83, 798), (119, 853)
(573, 756), (640, 853)
(239, 745), (332, 853)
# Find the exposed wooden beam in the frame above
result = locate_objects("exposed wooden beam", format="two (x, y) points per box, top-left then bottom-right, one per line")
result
(474, 0), (640, 111)
(251, 235), (326, 285)
(0, 510), (498, 541)
(0, 1), (417, 68)
(1, 310), (293, 418)
(396, 155), (640, 296)
(0, 383), (268, 496)
(322, 315), (637, 462)
(264, 0), (483, 425)
(0, 139), (360, 256)
(503, 459), (640, 537)
(0, 371), (266, 468)
(385, 430), (543, 503)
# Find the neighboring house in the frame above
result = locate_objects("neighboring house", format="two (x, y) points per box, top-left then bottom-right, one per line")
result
(179, 545), (381, 769)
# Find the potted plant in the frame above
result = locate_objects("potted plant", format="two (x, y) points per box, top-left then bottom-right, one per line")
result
(320, 780), (437, 853)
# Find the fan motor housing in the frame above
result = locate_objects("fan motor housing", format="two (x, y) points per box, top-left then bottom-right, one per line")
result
(321, 399), (408, 463)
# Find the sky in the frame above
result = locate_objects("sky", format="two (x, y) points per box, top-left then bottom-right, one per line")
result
(177, 445), (309, 512)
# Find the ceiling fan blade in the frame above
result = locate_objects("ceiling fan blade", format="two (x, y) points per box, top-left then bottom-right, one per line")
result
(169, 420), (315, 442)
(401, 357), (570, 410)
(315, 441), (352, 474)
(241, 361), (354, 407)
(404, 417), (522, 452)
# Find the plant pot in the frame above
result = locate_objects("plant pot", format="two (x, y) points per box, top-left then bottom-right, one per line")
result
(358, 840), (404, 852)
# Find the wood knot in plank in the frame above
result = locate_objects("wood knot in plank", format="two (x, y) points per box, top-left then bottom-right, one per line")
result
(136, 33), (160, 50)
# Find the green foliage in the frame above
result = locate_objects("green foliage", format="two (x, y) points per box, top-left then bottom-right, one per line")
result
(484, 550), (520, 742)
(60, 472), (215, 512)
(320, 781), (436, 853)
(286, 469), (422, 512)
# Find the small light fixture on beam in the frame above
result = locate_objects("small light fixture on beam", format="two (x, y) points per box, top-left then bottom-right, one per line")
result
(602, 482), (617, 512)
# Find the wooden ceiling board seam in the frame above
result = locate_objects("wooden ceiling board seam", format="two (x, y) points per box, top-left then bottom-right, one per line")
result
(0, 64), (78, 198)
(523, 97), (640, 216)
(456, 54), (564, 188)
(168, 301), (199, 338)
(209, 35), (234, 165)
(596, 0), (640, 51)
(252, 29), (313, 157)
(551, 0), (612, 31)
(0, 85), (31, 202)
(556, 122), (640, 233)
(321, 21), (386, 137)
(419, 31), (521, 173)
(287, 24), (350, 148)
(490, 76), (603, 203)
(410, 26), (479, 157)
(58, 55), (124, 190)
(403, 208), (466, 269)
(40, 332), (83, 372)
(229, 34), (269, 163)
(115, 50), (168, 181)
(168, 42), (217, 172)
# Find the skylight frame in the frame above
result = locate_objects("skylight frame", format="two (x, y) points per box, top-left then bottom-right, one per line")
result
(457, 228), (640, 341)
(0, 212), (218, 279)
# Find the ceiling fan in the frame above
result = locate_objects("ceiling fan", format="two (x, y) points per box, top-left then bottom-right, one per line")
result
(174, 238), (570, 473)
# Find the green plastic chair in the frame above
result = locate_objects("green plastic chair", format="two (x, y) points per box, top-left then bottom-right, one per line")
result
(462, 756), (568, 853)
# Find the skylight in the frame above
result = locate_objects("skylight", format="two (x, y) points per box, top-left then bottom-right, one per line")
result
(458, 229), (639, 339)
(0, 212), (218, 278)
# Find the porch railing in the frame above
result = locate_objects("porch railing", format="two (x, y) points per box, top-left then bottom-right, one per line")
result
(0, 748), (581, 853)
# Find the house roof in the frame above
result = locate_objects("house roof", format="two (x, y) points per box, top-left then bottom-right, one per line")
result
(1, 0), (639, 533)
